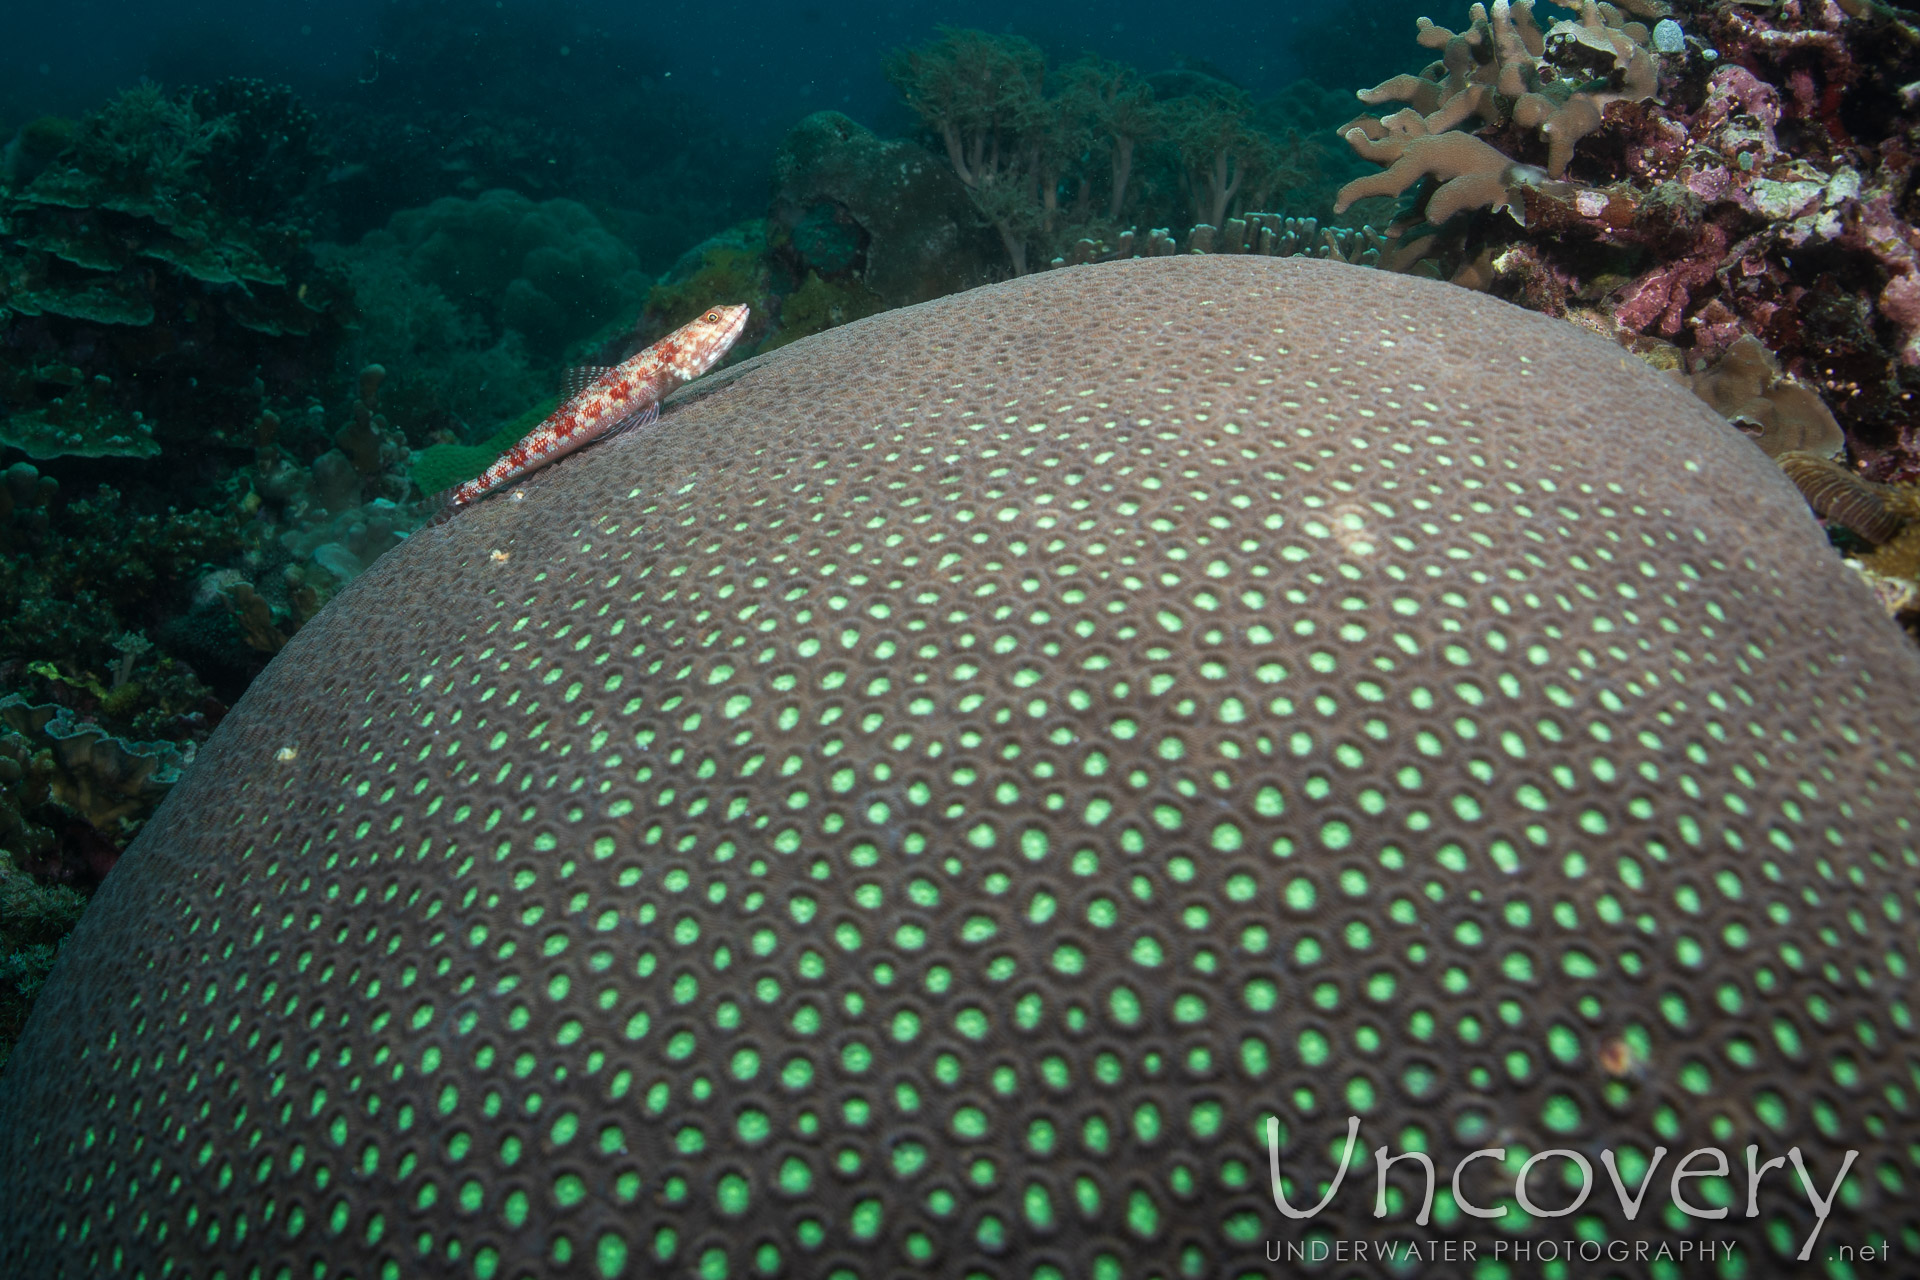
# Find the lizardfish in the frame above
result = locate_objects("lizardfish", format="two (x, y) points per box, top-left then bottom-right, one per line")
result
(437, 303), (749, 520)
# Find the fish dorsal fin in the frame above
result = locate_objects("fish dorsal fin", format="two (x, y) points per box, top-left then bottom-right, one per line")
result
(563, 366), (616, 398)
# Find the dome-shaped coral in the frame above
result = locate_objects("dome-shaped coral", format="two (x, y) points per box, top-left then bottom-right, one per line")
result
(3, 257), (1916, 1278)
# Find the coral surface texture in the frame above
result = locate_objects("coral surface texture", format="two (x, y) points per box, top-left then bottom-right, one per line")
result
(2, 257), (1918, 1277)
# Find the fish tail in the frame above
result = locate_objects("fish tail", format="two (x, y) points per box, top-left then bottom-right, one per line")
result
(430, 484), (472, 525)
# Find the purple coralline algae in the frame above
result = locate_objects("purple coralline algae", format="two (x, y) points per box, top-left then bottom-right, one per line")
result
(1326, 0), (1920, 486)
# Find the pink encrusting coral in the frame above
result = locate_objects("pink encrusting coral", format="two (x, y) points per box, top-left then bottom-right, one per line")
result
(1330, 0), (1920, 485)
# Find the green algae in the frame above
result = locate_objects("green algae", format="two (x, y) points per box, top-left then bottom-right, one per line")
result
(407, 395), (560, 497)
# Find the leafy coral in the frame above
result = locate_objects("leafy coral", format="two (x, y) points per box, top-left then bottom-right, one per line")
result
(0, 81), (350, 459)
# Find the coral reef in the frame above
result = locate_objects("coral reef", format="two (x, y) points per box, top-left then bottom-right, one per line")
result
(0, 82), (350, 456)
(238, 369), (425, 648)
(637, 220), (778, 350)
(9, 0), (1920, 1102)
(1328, 0), (1920, 488)
(0, 695), (189, 839)
(353, 188), (651, 361)
(0, 484), (247, 678)
(0, 372), (159, 460)
(316, 235), (542, 440)
(886, 29), (1055, 274)
(886, 29), (1327, 275)
(758, 271), (886, 352)
(8, 256), (1918, 1278)
(407, 395), (557, 498)
(1185, 213), (1395, 265)
(0, 461), (57, 548)
(0, 850), (85, 1073)
(1167, 83), (1304, 227)
(0, 117), (75, 189)
(0, 679), (199, 1063)
(1782, 449), (1920, 639)
(770, 111), (1002, 308)
(319, 189), (654, 441)
(0, 37), (772, 1060)
(1676, 331), (1845, 457)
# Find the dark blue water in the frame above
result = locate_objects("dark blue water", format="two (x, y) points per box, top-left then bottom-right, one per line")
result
(2, 0), (1404, 136)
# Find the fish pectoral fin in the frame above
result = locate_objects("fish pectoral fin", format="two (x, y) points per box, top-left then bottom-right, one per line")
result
(562, 365), (617, 398)
(603, 400), (660, 439)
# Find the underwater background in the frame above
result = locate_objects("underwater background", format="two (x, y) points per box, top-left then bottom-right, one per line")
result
(1, 0), (1917, 1071)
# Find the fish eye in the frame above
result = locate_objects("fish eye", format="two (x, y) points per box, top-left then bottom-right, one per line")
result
(704, 311), (719, 322)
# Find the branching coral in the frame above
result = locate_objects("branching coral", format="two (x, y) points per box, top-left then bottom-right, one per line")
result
(1165, 88), (1292, 227)
(888, 29), (1324, 276)
(1196, 214), (1392, 264)
(1324, 0), (1920, 489)
(1335, 108), (1539, 225)
(887, 29), (1055, 275)
(1336, 0), (1661, 222)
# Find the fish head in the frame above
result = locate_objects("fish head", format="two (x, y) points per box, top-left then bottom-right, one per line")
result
(665, 303), (752, 380)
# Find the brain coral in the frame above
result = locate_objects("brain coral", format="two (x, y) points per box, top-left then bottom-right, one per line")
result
(3, 257), (1918, 1279)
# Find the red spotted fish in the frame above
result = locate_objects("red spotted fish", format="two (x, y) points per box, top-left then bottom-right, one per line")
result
(437, 303), (750, 520)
